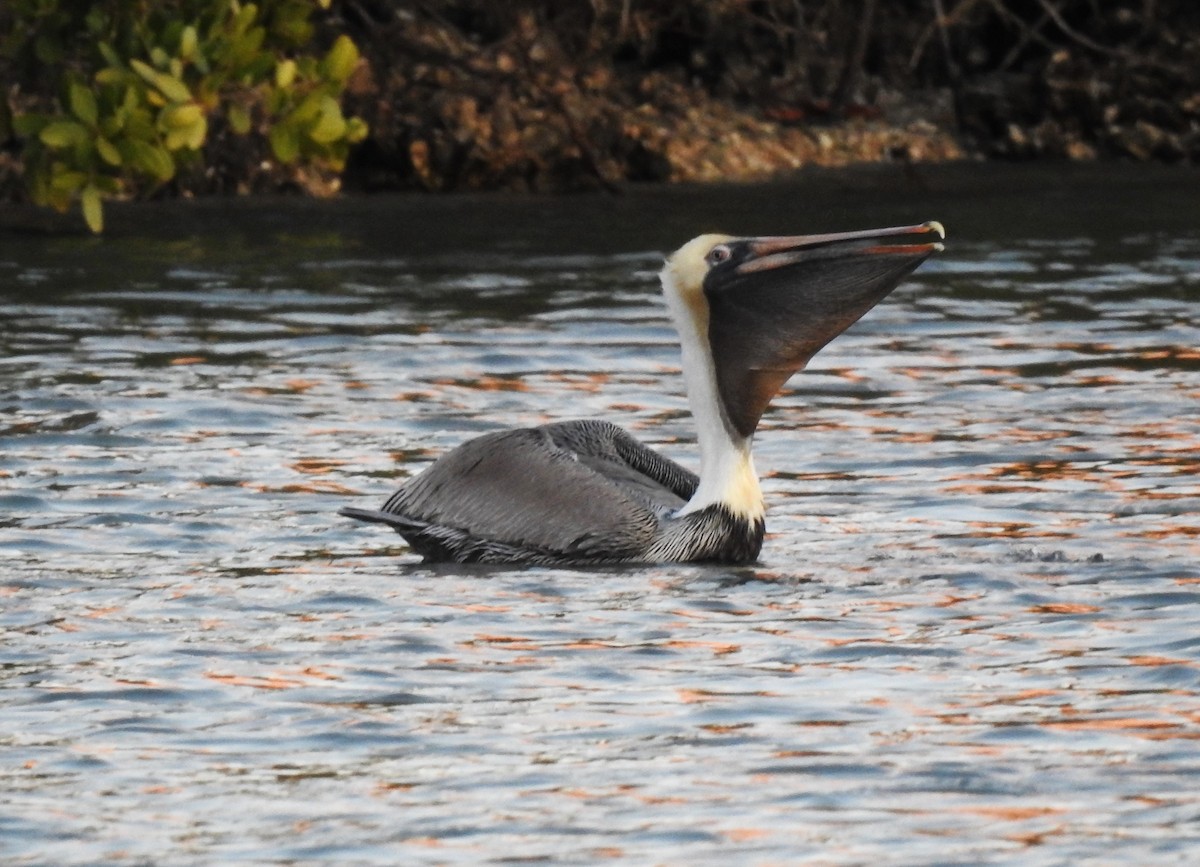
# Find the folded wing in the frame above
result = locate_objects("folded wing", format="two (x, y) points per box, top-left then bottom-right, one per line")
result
(357, 420), (697, 562)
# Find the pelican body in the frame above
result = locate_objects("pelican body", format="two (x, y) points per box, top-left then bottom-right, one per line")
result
(340, 222), (945, 565)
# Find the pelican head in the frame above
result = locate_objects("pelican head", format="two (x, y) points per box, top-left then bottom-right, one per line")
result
(661, 221), (944, 518)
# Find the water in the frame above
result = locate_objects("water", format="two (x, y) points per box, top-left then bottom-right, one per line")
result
(2, 163), (1198, 864)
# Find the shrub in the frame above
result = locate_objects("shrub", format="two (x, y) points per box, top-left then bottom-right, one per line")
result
(0, 0), (368, 231)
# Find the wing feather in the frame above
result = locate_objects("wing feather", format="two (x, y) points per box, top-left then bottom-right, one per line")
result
(378, 423), (677, 560)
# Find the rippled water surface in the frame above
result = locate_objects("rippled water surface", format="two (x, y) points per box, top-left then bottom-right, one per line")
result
(3, 164), (1199, 864)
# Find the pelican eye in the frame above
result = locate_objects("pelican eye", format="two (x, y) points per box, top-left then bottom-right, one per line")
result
(705, 245), (732, 267)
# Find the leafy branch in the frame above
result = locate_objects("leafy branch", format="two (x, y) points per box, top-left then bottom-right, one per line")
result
(1, 0), (368, 232)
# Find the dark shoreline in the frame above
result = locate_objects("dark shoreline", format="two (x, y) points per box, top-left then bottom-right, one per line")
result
(5, 160), (1197, 244)
(4, 0), (1198, 224)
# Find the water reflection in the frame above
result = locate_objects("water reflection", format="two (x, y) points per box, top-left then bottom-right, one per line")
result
(2, 164), (1199, 863)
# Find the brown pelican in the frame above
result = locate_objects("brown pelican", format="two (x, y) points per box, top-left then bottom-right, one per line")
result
(340, 221), (945, 564)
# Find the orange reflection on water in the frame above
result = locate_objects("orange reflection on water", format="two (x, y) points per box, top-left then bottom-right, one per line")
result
(942, 483), (1046, 495)
(430, 374), (529, 392)
(289, 457), (349, 475)
(542, 371), (612, 393)
(1134, 525), (1200, 539)
(983, 460), (1128, 491)
(994, 427), (1077, 443)
(1027, 603), (1100, 615)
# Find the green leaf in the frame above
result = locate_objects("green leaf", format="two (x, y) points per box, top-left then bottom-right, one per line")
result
(98, 42), (123, 69)
(96, 136), (123, 166)
(308, 96), (346, 144)
(229, 27), (266, 68)
(186, 115), (208, 150)
(180, 25), (198, 61)
(95, 68), (128, 86)
(129, 59), (156, 79)
(123, 106), (157, 141)
(128, 141), (176, 181)
(49, 167), (88, 194)
(322, 35), (359, 84)
(81, 184), (104, 233)
(69, 82), (99, 127)
(164, 112), (207, 151)
(40, 120), (89, 149)
(130, 59), (192, 104)
(162, 103), (204, 129)
(233, 3), (259, 37)
(157, 73), (193, 104)
(275, 59), (297, 89)
(345, 117), (369, 144)
(291, 93), (323, 125)
(272, 0), (315, 46)
(269, 123), (300, 164)
(227, 104), (252, 135)
(101, 109), (125, 138)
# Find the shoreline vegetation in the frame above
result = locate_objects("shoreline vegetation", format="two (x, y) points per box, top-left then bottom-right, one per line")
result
(2, 1), (1198, 231)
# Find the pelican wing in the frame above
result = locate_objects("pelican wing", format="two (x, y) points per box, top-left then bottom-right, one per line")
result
(542, 420), (698, 507)
(371, 420), (695, 561)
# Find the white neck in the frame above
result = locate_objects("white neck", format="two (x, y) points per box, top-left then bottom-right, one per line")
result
(661, 266), (765, 522)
